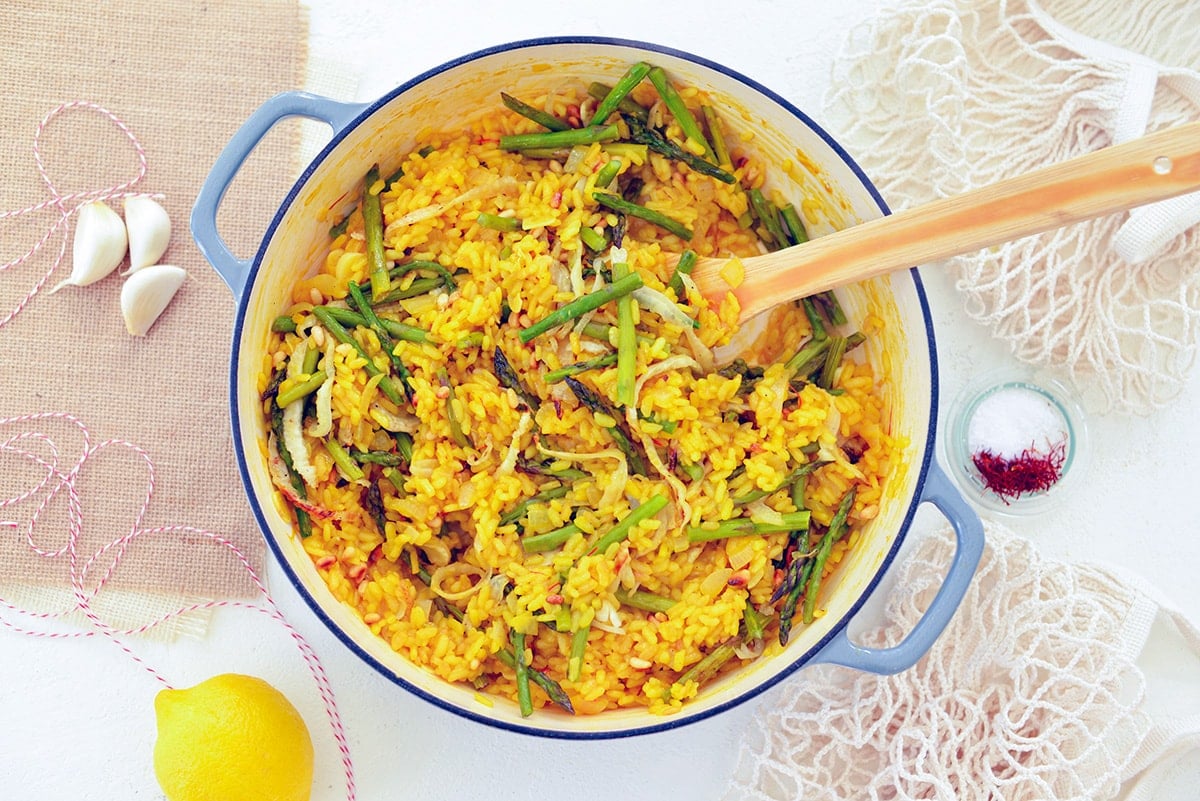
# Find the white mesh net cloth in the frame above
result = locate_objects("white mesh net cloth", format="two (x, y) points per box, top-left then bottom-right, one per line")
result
(722, 523), (1200, 801)
(821, 0), (1200, 415)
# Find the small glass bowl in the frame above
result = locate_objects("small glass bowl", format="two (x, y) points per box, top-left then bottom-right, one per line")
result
(942, 368), (1088, 516)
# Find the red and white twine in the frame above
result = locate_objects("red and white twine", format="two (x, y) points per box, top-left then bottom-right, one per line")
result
(0, 102), (357, 799)
(0, 412), (356, 799)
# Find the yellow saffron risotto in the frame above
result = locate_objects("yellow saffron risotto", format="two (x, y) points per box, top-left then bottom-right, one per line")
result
(259, 66), (898, 717)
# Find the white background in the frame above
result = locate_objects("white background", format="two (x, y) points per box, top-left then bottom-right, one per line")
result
(4, 1), (1199, 799)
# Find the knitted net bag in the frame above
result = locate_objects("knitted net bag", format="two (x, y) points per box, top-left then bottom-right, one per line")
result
(722, 523), (1200, 801)
(821, 0), (1200, 414)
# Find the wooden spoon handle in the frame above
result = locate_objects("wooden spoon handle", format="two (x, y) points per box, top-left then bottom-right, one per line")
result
(694, 121), (1200, 321)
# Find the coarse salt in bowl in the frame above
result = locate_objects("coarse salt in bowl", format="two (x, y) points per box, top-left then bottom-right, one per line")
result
(944, 368), (1088, 516)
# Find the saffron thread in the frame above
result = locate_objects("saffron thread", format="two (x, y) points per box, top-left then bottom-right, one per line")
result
(971, 439), (1067, 503)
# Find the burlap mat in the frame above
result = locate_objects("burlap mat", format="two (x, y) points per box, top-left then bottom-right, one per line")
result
(0, 1), (308, 630)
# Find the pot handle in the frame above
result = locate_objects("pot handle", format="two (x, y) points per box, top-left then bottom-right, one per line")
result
(190, 91), (367, 299)
(810, 461), (984, 674)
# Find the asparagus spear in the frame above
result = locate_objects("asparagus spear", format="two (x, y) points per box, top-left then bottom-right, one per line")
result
(456, 331), (485, 349)
(493, 347), (539, 410)
(500, 123), (619, 152)
(385, 259), (458, 292)
(564, 377), (648, 476)
(802, 297), (828, 342)
(364, 477), (388, 535)
(346, 281), (415, 398)
(635, 410), (676, 434)
(579, 321), (617, 344)
(498, 484), (572, 527)
(436, 369), (471, 449)
(494, 647), (575, 714)
(568, 625), (589, 682)
(668, 641), (737, 698)
(687, 518), (754, 543)
(621, 113), (736, 184)
(578, 225), (608, 252)
(667, 249), (698, 299)
(543, 353), (618, 383)
(382, 467), (405, 492)
(784, 331), (865, 381)
(609, 213), (628, 249)
(520, 522), (582, 553)
(362, 166), (390, 302)
(776, 552), (814, 646)
(701, 104), (731, 167)
(742, 605), (767, 644)
(519, 271), (644, 343)
(371, 276), (445, 305)
(316, 304), (429, 344)
(813, 290), (847, 327)
(510, 629), (533, 717)
(818, 335), (849, 390)
(685, 511), (810, 543)
(271, 314), (297, 333)
(329, 215), (350, 239)
(476, 212), (522, 232)
(587, 81), (648, 122)
(614, 587), (676, 614)
(592, 192), (692, 241)
(514, 458), (588, 481)
(801, 486), (857, 624)
(312, 306), (405, 405)
(716, 359), (765, 393)
(779, 203), (809, 245)
(324, 439), (365, 482)
(620, 174), (644, 203)
(747, 188), (789, 249)
(275, 370), (327, 408)
(261, 368), (286, 401)
(594, 158), (623, 190)
(612, 261), (638, 408)
(790, 463), (808, 510)
(585, 494), (669, 557)
(500, 91), (570, 131)
(509, 147), (571, 161)
(731, 459), (830, 506)
(591, 61), (653, 124)
(647, 66), (715, 163)
(349, 449), (405, 466)
(382, 165), (405, 187)
(392, 431), (414, 463)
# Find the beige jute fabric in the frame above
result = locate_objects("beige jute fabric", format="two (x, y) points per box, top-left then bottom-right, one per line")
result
(0, 1), (307, 632)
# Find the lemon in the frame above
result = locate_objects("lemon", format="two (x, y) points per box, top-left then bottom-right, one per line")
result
(153, 673), (314, 801)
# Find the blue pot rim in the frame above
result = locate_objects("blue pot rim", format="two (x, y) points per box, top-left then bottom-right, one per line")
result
(227, 35), (938, 739)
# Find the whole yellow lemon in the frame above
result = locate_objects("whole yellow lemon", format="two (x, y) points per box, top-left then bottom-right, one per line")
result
(153, 673), (314, 801)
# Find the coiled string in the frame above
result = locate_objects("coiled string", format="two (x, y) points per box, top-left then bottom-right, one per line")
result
(0, 412), (356, 799)
(0, 102), (356, 800)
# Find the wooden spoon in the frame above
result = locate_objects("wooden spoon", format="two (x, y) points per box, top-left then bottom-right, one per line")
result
(689, 122), (1200, 322)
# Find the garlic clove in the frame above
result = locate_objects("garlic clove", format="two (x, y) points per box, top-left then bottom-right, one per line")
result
(51, 200), (128, 293)
(120, 264), (186, 336)
(123, 195), (171, 272)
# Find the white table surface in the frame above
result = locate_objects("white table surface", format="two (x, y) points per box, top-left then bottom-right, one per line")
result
(6, 2), (1200, 798)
